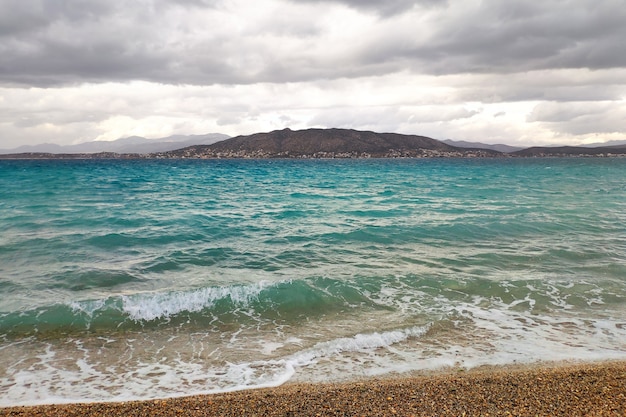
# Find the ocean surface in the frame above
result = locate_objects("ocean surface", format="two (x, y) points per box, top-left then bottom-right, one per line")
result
(1, 158), (625, 406)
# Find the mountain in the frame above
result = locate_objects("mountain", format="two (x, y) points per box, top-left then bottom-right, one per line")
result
(442, 139), (523, 153)
(0, 143), (67, 154)
(163, 128), (502, 158)
(0, 133), (229, 154)
(580, 139), (626, 148)
(5, 128), (624, 160)
(511, 145), (626, 157)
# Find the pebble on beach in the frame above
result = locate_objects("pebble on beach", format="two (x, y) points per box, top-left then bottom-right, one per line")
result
(2, 361), (625, 416)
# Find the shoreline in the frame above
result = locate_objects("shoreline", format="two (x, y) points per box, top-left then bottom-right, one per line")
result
(2, 360), (625, 416)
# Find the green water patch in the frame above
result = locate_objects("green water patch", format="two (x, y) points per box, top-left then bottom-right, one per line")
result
(0, 277), (388, 339)
(47, 269), (144, 291)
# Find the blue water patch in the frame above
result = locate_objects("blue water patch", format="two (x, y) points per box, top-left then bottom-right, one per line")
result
(1, 157), (626, 405)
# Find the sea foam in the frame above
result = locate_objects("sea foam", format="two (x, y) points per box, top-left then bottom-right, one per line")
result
(120, 281), (271, 321)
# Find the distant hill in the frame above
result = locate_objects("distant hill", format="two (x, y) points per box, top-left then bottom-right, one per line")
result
(0, 133), (229, 154)
(3, 128), (625, 160)
(512, 145), (626, 157)
(580, 139), (626, 148)
(165, 128), (502, 158)
(442, 139), (523, 153)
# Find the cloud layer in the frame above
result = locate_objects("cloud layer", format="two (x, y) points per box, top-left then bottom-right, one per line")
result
(1, 0), (625, 148)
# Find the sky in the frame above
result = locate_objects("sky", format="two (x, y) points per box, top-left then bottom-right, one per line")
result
(1, 0), (626, 149)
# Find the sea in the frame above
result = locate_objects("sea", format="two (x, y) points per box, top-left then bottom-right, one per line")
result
(1, 157), (625, 406)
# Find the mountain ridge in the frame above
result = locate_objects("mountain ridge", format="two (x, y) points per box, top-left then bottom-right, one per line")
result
(512, 145), (626, 157)
(0, 133), (229, 154)
(2, 128), (625, 159)
(442, 139), (523, 153)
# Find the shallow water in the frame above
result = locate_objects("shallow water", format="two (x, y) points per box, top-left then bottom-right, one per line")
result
(1, 158), (625, 405)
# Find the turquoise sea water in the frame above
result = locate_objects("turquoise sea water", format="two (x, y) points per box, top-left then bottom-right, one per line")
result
(1, 158), (625, 405)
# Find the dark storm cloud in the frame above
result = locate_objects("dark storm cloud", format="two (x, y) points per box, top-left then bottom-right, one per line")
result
(0, 0), (140, 85)
(1, 37), (166, 86)
(0, 0), (242, 86)
(409, 0), (626, 74)
(0, 0), (115, 36)
(1, 0), (625, 88)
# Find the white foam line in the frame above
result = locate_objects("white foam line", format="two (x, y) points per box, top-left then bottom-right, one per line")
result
(68, 281), (276, 322)
(0, 325), (431, 407)
(122, 282), (273, 321)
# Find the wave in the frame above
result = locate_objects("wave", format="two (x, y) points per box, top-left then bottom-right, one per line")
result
(2, 272), (624, 339)
(0, 277), (381, 337)
(206, 325), (433, 394)
(117, 282), (270, 321)
(0, 323), (433, 407)
(298, 325), (430, 361)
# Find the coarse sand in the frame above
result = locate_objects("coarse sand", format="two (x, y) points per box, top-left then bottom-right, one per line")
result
(2, 361), (625, 416)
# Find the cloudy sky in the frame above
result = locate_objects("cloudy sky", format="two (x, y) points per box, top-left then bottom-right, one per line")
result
(1, 0), (626, 149)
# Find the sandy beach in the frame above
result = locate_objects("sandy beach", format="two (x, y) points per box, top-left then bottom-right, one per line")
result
(2, 361), (625, 416)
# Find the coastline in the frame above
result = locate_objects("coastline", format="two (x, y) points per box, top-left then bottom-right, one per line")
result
(2, 360), (625, 416)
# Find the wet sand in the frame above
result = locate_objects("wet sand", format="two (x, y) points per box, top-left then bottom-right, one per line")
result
(2, 361), (625, 416)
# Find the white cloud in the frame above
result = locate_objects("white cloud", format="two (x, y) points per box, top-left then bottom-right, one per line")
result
(1, 0), (625, 149)
(528, 100), (626, 136)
